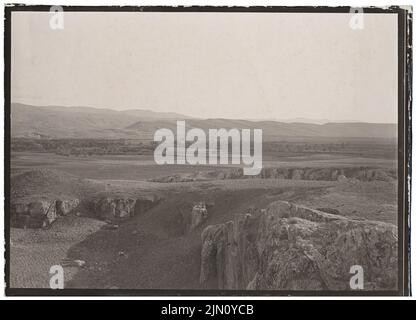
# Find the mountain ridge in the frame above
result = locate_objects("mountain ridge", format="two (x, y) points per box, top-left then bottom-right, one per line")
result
(11, 103), (398, 140)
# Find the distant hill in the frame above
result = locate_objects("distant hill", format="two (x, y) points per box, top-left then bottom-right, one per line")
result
(11, 103), (190, 139)
(11, 103), (397, 140)
(275, 118), (359, 125)
(126, 119), (398, 140)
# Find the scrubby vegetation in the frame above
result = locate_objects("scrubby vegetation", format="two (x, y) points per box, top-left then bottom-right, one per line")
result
(11, 137), (397, 159)
(11, 138), (157, 156)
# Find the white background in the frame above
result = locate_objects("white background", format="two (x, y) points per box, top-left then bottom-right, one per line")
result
(0, 0), (413, 300)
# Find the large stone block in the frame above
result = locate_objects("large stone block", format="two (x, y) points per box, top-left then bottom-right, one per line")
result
(200, 201), (398, 291)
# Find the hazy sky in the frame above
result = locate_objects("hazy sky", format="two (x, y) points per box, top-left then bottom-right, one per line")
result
(11, 12), (397, 122)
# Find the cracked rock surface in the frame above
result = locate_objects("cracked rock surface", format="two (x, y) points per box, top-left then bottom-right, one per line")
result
(200, 201), (397, 290)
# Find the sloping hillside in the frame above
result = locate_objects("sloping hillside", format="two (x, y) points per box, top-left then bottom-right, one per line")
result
(125, 119), (398, 139)
(11, 103), (397, 139)
(11, 103), (189, 138)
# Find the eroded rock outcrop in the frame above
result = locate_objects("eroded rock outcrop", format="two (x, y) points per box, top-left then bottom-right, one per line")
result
(92, 198), (136, 220)
(180, 202), (211, 234)
(10, 169), (162, 228)
(11, 194), (162, 228)
(200, 201), (397, 290)
(190, 202), (209, 230)
(151, 167), (397, 183)
(56, 199), (80, 216)
(11, 198), (80, 228)
(89, 195), (161, 221)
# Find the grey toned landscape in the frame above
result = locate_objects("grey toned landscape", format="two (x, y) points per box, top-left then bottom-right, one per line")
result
(10, 103), (399, 291)
(9, 11), (399, 292)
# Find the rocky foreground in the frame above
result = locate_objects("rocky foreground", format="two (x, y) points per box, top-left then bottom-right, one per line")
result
(10, 169), (398, 291)
(200, 201), (397, 290)
(10, 169), (161, 228)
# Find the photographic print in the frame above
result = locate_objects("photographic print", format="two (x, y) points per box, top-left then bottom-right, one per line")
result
(4, 6), (411, 296)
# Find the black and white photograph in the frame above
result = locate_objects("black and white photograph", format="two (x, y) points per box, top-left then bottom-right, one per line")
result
(3, 5), (411, 297)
